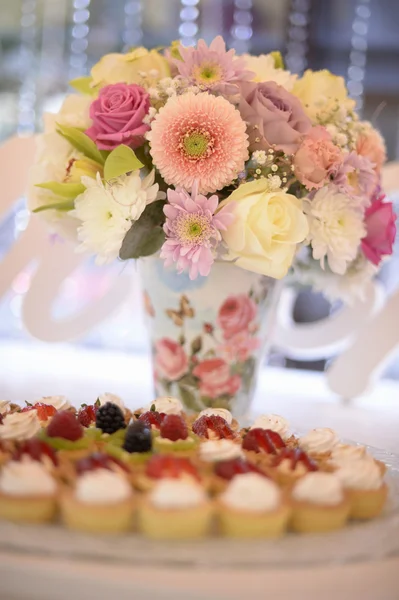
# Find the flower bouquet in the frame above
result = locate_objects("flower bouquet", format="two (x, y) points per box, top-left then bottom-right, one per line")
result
(29, 37), (396, 414)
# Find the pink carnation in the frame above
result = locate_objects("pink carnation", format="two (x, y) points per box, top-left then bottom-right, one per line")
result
(147, 92), (249, 194)
(333, 152), (377, 206)
(361, 193), (396, 265)
(85, 83), (150, 150)
(193, 358), (241, 399)
(154, 338), (189, 381)
(356, 128), (386, 174)
(294, 126), (343, 190)
(160, 183), (235, 280)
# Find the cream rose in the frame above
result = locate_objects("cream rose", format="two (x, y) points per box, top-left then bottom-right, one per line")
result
(242, 53), (297, 90)
(90, 48), (170, 89)
(292, 69), (356, 122)
(219, 179), (309, 278)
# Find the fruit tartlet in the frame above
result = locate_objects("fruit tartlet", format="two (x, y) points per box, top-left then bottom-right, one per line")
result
(40, 411), (97, 461)
(197, 439), (244, 470)
(211, 456), (267, 494)
(134, 454), (201, 492)
(144, 396), (185, 416)
(334, 459), (388, 520)
(192, 408), (239, 432)
(241, 428), (286, 467)
(327, 444), (387, 476)
(139, 478), (213, 539)
(12, 438), (60, 478)
(0, 456), (57, 523)
(298, 428), (339, 461)
(153, 414), (197, 454)
(103, 421), (153, 475)
(0, 410), (41, 449)
(192, 414), (237, 441)
(290, 472), (350, 533)
(249, 414), (296, 445)
(218, 473), (291, 538)
(271, 448), (319, 487)
(60, 463), (134, 534)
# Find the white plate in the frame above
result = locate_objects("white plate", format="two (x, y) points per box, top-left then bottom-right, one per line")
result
(1, 445), (398, 569)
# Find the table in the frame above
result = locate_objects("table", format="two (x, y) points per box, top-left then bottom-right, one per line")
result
(0, 341), (398, 599)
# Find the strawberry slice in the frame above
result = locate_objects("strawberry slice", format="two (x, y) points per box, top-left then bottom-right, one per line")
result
(242, 428), (286, 454)
(139, 410), (166, 429)
(13, 438), (58, 466)
(76, 452), (129, 475)
(273, 448), (318, 471)
(145, 454), (199, 480)
(20, 402), (57, 422)
(78, 401), (100, 428)
(215, 457), (266, 480)
(192, 415), (235, 439)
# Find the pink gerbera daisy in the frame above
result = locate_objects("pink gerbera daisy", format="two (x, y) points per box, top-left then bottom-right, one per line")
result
(160, 182), (235, 280)
(175, 36), (254, 94)
(147, 92), (249, 194)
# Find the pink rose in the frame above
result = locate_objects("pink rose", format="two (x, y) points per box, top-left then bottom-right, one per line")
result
(239, 81), (311, 154)
(154, 338), (189, 381)
(85, 83), (150, 150)
(217, 294), (257, 340)
(294, 126), (343, 190)
(193, 358), (241, 399)
(361, 194), (396, 265)
(219, 330), (260, 363)
(356, 129), (386, 174)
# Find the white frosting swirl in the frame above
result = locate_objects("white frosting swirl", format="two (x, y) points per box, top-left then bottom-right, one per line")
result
(329, 444), (372, 468)
(75, 469), (132, 504)
(40, 395), (71, 411)
(199, 439), (244, 462)
(221, 473), (281, 512)
(150, 478), (206, 509)
(98, 393), (125, 413)
(250, 414), (290, 439)
(0, 400), (10, 414)
(299, 428), (339, 454)
(0, 458), (56, 496)
(335, 459), (383, 491)
(293, 472), (344, 506)
(147, 396), (183, 415)
(198, 408), (233, 425)
(0, 410), (41, 441)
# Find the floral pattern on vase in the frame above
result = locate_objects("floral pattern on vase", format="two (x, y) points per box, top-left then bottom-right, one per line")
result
(139, 256), (281, 415)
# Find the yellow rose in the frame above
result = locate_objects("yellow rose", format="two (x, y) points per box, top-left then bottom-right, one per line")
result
(90, 47), (170, 88)
(219, 180), (309, 279)
(292, 69), (356, 122)
(242, 53), (297, 90)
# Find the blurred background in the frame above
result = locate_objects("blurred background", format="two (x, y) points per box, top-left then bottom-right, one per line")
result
(0, 0), (398, 375)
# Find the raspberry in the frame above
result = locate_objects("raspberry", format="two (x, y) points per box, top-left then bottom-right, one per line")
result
(13, 438), (58, 466)
(139, 410), (166, 429)
(160, 414), (188, 441)
(78, 402), (99, 428)
(95, 402), (125, 434)
(274, 448), (318, 471)
(192, 415), (234, 439)
(21, 402), (57, 422)
(242, 428), (286, 454)
(146, 455), (199, 480)
(46, 410), (83, 441)
(215, 457), (265, 481)
(76, 452), (129, 475)
(123, 421), (152, 453)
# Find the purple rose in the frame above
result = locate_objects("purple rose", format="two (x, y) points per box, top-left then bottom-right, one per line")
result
(239, 81), (311, 154)
(85, 83), (150, 151)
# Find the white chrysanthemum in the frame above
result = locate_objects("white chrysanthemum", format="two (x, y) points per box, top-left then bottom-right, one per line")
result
(305, 186), (366, 275)
(74, 170), (161, 264)
(242, 54), (297, 90)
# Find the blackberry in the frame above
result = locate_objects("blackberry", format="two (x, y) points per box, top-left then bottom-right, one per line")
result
(95, 402), (126, 434)
(123, 421), (152, 453)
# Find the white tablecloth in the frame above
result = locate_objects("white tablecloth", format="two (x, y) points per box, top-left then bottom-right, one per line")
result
(0, 340), (398, 599)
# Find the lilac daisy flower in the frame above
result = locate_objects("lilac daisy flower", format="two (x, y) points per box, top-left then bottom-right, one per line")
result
(333, 151), (377, 208)
(174, 36), (254, 95)
(161, 182), (235, 280)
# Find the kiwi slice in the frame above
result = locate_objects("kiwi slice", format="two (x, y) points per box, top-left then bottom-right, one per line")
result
(39, 431), (91, 451)
(154, 436), (197, 453)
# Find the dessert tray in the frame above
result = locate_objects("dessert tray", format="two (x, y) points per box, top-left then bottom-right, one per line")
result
(1, 395), (398, 569)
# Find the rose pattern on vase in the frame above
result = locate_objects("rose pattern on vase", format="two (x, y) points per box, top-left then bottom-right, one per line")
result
(139, 256), (281, 415)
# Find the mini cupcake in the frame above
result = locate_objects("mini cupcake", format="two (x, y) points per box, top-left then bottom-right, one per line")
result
(12, 438), (59, 478)
(139, 478), (212, 539)
(192, 414), (237, 441)
(290, 472), (350, 533)
(144, 396), (184, 416)
(153, 415), (197, 455)
(41, 410), (96, 461)
(241, 428), (286, 467)
(60, 467), (134, 533)
(334, 459), (388, 520)
(97, 392), (131, 422)
(328, 444), (386, 476)
(134, 454), (200, 492)
(298, 428), (339, 461)
(212, 456), (268, 494)
(271, 448), (318, 487)
(250, 414), (295, 445)
(0, 410), (41, 449)
(218, 473), (290, 538)
(0, 457), (57, 523)
(40, 395), (74, 412)
(193, 408), (239, 432)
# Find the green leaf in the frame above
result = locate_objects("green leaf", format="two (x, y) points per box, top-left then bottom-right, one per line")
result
(33, 199), (75, 213)
(56, 123), (105, 165)
(35, 181), (85, 198)
(270, 51), (284, 69)
(191, 336), (202, 355)
(104, 145), (143, 181)
(119, 201), (166, 260)
(69, 76), (96, 95)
